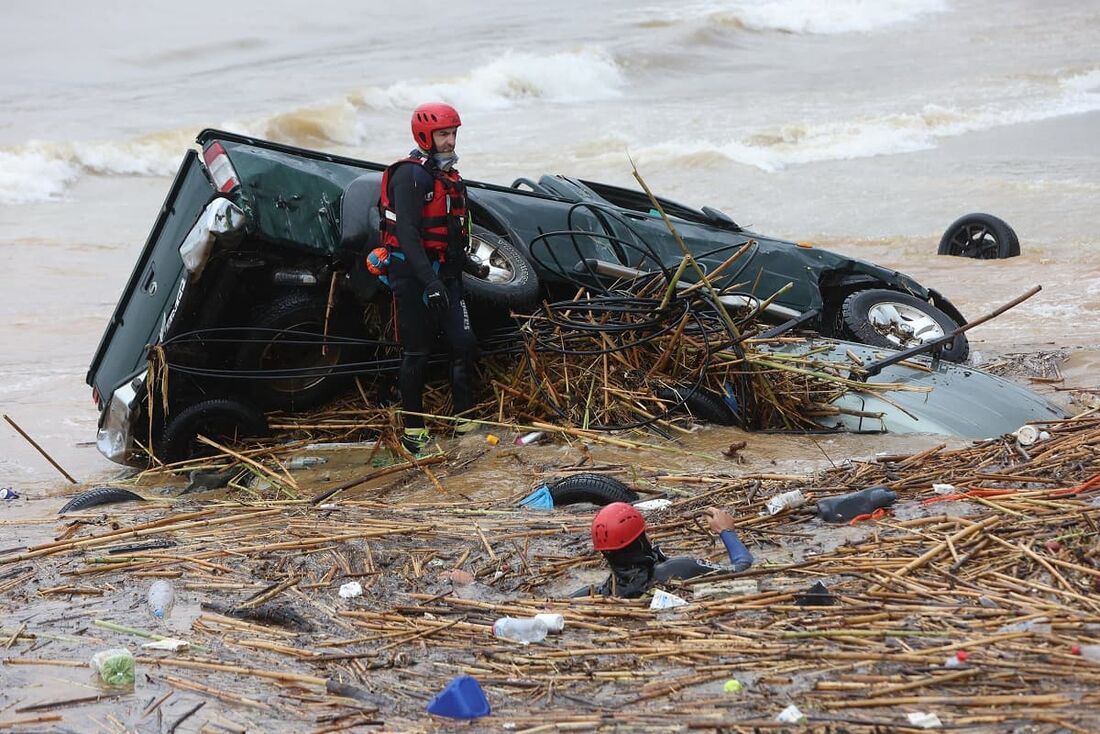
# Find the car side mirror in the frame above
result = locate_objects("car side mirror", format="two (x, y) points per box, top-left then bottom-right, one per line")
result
(701, 206), (738, 228)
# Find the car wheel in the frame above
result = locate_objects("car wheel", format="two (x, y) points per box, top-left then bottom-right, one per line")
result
(937, 213), (1019, 259)
(463, 225), (540, 308)
(157, 397), (269, 464)
(235, 290), (351, 411)
(549, 473), (640, 507)
(654, 385), (737, 425)
(840, 289), (969, 362)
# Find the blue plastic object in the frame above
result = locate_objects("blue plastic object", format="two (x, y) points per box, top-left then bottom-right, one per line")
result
(518, 484), (554, 511)
(721, 381), (740, 415)
(426, 675), (491, 719)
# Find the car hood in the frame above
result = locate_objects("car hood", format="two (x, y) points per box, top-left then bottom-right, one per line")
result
(756, 338), (1066, 438)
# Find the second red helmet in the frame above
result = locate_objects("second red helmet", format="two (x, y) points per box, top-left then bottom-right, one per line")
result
(591, 502), (646, 551)
(411, 102), (461, 150)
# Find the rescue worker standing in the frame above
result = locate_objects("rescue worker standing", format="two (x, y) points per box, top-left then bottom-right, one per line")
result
(379, 103), (485, 453)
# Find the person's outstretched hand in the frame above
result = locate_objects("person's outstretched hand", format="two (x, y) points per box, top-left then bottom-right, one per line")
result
(704, 506), (736, 533)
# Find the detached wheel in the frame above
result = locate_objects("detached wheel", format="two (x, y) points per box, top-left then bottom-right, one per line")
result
(654, 385), (736, 426)
(463, 225), (540, 308)
(235, 290), (352, 411)
(549, 473), (639, 507)
(938, 213), (1019, 259)
(157, 398), (269, 464)
(841, 289), (969, 362)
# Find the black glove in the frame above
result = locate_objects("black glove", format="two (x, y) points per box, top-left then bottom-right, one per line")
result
(424, 279), (450, 317)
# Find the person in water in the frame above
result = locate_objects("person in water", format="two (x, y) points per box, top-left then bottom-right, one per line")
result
(573, 502), (753, 598)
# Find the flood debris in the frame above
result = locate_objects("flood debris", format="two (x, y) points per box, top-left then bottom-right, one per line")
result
(1, 414), (1098, 730)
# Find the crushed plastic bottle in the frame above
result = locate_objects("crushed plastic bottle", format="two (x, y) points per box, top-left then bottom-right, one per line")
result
(0, 488), (18, 500)
(765, 489), (806, 515)
(91, 647), (135, 686)
(492, 616), (548, 644)
(147, 579), (175, 621)
(288, 455), (328, 469)
(816, 486), (897, 523)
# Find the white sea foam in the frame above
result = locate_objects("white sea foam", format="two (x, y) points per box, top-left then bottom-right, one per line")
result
(0, 132), (190, 204)
(637, 0), (948, 34)
(352, 48), (625, 111)
(631, 70), (1100, 171)
(0, 48), (624, 204)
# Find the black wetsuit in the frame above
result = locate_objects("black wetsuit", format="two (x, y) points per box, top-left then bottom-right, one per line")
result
(387, 161), (477, 429)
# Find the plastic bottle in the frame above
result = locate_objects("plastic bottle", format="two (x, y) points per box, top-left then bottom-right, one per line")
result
(816, 486), (897, 523)
(492, 616), (548, 644)
(765, 489), (806, 515)
(514, 431), (545, 446)
(534, 613), (565, 633)
(1077, 644), (1100, 662)
(288, 456), (327, 469)
(147, 580), (175, 620)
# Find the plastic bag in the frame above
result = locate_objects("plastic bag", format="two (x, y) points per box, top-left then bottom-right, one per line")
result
(90, 647), (134, 686)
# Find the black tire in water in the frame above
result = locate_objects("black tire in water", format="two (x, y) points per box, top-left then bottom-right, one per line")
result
(157, 397), (269, 464)
(654, 385), (737, 426)
(235, 290), (352, 411)
(549, 473), (640, 507)
(58, 487), (145, 514)
(840, 288), (969, 362)
(937, 213), (1019, 259)
(463, 225), (540, 308)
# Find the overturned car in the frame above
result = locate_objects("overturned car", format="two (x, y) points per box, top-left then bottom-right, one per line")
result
(87, 130), (1061, 465)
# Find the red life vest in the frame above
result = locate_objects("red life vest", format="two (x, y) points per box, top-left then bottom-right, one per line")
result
(379, 154), (467, 261)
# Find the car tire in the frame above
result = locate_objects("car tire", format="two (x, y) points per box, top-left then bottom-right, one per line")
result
(937, 213), (1020, 259)
(549, 473), (640, 507)
(58, 487), (145, 514)
(841, 289), (969, 362)
(463, 225), (540, 308)
(235, 290), (352, 411)
(157, 397), (269, 464)
(654, 385), (737, 426)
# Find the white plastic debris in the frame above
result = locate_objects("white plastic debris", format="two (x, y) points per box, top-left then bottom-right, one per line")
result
(907, 712), (943, 728)
(141, 638), (190, 652)
(1013, 424), (1040, 446)
(634, 499), (673, 512)
(534, 613), (565, 633)
(338, 581), (363, 599)
(765, 489), (806, 515)
(932, 483), (956, 495)
(649, 590), (688, 609)
(776, 704), (806, 723)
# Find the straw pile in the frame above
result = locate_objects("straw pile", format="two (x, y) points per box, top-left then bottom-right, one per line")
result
(1, 411), (1097, 732)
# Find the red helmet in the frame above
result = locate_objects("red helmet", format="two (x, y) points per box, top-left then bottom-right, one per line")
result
(411, 102), (461, 150)
(591, 502), (646, 551)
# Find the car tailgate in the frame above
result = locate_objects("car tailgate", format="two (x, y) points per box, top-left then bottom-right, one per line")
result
(86, 150), (215, 405)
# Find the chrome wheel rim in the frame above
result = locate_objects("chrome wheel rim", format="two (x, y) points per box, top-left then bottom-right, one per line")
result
(867, 302), (944, 348)
(468, 234), (516, 284)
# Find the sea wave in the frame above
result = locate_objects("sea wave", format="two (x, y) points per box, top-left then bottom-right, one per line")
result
(0, 48), (624, 204)
(350, 48), (625, 111)
(629, 70), (1100, 171)
(636, 0), (948, 34)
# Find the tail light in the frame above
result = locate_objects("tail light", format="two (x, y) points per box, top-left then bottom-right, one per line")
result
(92, 386), (101, 408)
(202, 142), (240, 193)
